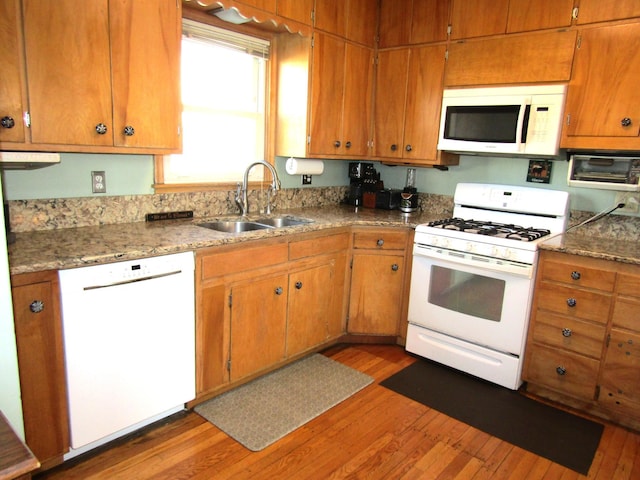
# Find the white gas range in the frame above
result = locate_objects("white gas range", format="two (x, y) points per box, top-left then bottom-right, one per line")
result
(407, 183), (570, 389)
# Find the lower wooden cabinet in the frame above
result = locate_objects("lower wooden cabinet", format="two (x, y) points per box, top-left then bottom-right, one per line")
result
(195, 229), (350, 399)
(348, 228), (412, 337)
(11, 270), (69, 468)
(524, 250), (640, 430)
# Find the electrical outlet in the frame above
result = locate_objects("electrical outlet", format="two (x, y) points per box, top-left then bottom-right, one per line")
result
(302, 175), (312, 185)
(614, 192), (640, 213)
(92, 171), (106, 194)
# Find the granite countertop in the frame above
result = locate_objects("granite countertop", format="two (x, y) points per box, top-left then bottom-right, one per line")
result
(540, 231), (640, 265)
(8, 206), (441, 275)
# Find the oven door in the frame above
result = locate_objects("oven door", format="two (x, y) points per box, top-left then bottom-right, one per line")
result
(408, 243), (535, 356)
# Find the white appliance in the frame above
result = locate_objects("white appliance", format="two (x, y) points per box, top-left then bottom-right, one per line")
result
(407, 183), (570, 390)
(437, 84), (566, 157)
(58, 251), (196, 457)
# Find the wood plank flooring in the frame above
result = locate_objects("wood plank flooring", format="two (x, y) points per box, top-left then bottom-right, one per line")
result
(36, 344), (640, 480)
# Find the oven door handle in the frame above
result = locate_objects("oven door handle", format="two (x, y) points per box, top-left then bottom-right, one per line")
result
(413, 244), (534, 278)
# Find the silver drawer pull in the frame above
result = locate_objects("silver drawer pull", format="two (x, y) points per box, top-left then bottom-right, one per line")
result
(556, 366), (567, 376)
(562, 328), (572, 337)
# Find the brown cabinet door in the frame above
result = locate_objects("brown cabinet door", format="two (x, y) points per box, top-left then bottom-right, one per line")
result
(378, 0), (412, 47)
(600, 329), (640, 420)
(229, 274), (288, 381)
(342, 43), (373, 156)
(287, 262), (335, 357)
(445, 30), (576, 86)
(0, 0), (26, 144)
(110, 0), (181, 149)
(314, 0), (347, 37)
(450, 0), (509, 39)
(308, 33), (345, 156)
(346, 0), (378, 46)
(12, 272), (69, 465)
(409, 0), (451, 44)
(373, 49), (410, 159)
(348, 253), (404, 335)
(236, 0), (277, 13)
(506, 0), (574, 33)
(563, 23), (640, 142)
(23, 0), (113, 146)
(403, 45), (446, 163)
(277, 0), (314, 25)
(577, 0), (640, 25)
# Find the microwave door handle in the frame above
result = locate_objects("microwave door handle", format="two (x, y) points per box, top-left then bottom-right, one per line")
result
(516, 99), (531, 148)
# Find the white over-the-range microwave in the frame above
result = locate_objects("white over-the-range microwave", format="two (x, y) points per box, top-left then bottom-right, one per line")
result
(437, 84), (567, 158)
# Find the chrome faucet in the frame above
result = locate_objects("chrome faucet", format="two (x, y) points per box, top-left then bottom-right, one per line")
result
(235, 161), (281, 216)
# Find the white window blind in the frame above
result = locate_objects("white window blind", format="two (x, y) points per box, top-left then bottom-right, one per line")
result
(162, 20), (269, 185)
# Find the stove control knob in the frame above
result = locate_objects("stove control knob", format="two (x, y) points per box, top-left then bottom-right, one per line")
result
(465, 242), (474, 252)
(492, 246), (501, 257)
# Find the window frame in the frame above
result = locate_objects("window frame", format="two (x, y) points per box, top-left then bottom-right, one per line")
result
(153, 10), (277, 194)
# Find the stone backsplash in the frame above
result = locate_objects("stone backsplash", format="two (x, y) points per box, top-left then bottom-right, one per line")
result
(6, 187), (639, 241)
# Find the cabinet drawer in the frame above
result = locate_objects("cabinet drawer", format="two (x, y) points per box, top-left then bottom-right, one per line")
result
(200, 242), (288, 280)
(289, 232), (349, 260)
(353, 230), (408, 250)
(539, 256), (616, 292)
(616, 272), (640, 298)
(525, 345), (599, 401)
(530, 311), (606, 358)
(536, 282), (611, 324)
(612, 296), (640, 331)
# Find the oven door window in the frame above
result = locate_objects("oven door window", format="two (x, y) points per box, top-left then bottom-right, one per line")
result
(428, 265), (505, 322)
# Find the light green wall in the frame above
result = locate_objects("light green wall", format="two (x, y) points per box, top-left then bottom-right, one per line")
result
(1, 151), (634, 216)
(2, 153), (155, 200)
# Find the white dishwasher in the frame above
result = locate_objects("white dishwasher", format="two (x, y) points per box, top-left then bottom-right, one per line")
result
(58, 251), (195, 457)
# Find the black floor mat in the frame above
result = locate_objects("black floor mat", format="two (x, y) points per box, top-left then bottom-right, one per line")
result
(380, 359), (604, 475)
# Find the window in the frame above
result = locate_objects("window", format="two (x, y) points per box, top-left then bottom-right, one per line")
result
(156, 19), (270, 190)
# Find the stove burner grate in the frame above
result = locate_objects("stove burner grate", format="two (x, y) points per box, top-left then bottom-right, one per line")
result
(427, 218), (551, 242)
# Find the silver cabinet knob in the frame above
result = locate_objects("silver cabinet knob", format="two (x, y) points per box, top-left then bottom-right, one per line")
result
(566, 298), (577, 307)
(562, 328), (572, 337)
(29, 300), (44, 313)
(621, 117), (632, 127)
(571, 271), (581, 280)
(123, 125), (135, 136)
(274, 286), (283, 295)
(391, 264), (399, 271)
(1, 116), (15, 129)
(376, 239), (384, 247)
(95, 123), (108, 135)
(556, 366), (567, 376)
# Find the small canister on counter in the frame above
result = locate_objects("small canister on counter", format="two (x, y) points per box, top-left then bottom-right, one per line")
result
(400, 168), (418, 213)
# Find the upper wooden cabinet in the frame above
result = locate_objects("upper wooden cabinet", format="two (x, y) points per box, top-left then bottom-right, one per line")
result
(576, 0), (640, 25)
(277, 0), (314, 26)
(314, 0), (378, 46)
(0, 0), (26, 144)
(275, 32), (374, 159)
(236, 0), (276, 13)
(561, 23), (640, 151)
(1, 0), (182, 154)
(373, 45), (458, 167)
(378, 0), (451, 47)
(445, 30), (577, 87)
(450, 0), (574, 39)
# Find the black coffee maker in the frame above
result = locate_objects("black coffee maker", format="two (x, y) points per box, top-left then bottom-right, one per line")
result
(347, 162), (378, 205)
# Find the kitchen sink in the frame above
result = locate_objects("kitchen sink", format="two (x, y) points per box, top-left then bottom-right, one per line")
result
(198, 221), (273, 233)
(254, 216), (314, 228)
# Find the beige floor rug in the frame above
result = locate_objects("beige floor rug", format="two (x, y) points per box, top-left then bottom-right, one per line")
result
(194, 354), (373, 451)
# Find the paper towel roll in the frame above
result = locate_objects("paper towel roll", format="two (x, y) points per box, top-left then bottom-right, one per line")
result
(285, 157), (324, 175)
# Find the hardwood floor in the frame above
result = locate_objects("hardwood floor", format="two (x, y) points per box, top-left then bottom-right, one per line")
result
(36, 344), (640, 480)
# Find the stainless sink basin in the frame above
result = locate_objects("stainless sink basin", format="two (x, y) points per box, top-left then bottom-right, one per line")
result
(254, 216), (313, 228)
(198, 221), (273, 233)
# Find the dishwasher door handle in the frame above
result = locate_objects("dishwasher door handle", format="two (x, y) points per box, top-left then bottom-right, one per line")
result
(83, 269), (183, 291)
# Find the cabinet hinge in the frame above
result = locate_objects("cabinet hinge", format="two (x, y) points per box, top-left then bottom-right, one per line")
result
(595, 385), (600, 400)
(374, 54), (379, 65)
(444, 50), (449, 61)
(576, 34), (582, 50)
(350, 258), (353, 269)
(228, 293), (232, 307)
(447, 24), (452, 36)
(566, 113), (571, 126)
(572, 7), (579, 20)
(311, 34), (315, 48)
(307, 135), (311, 145)
(606, 333), (611, 347)
(23, 112), (31, 128)
(227, 359), (231, 371)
